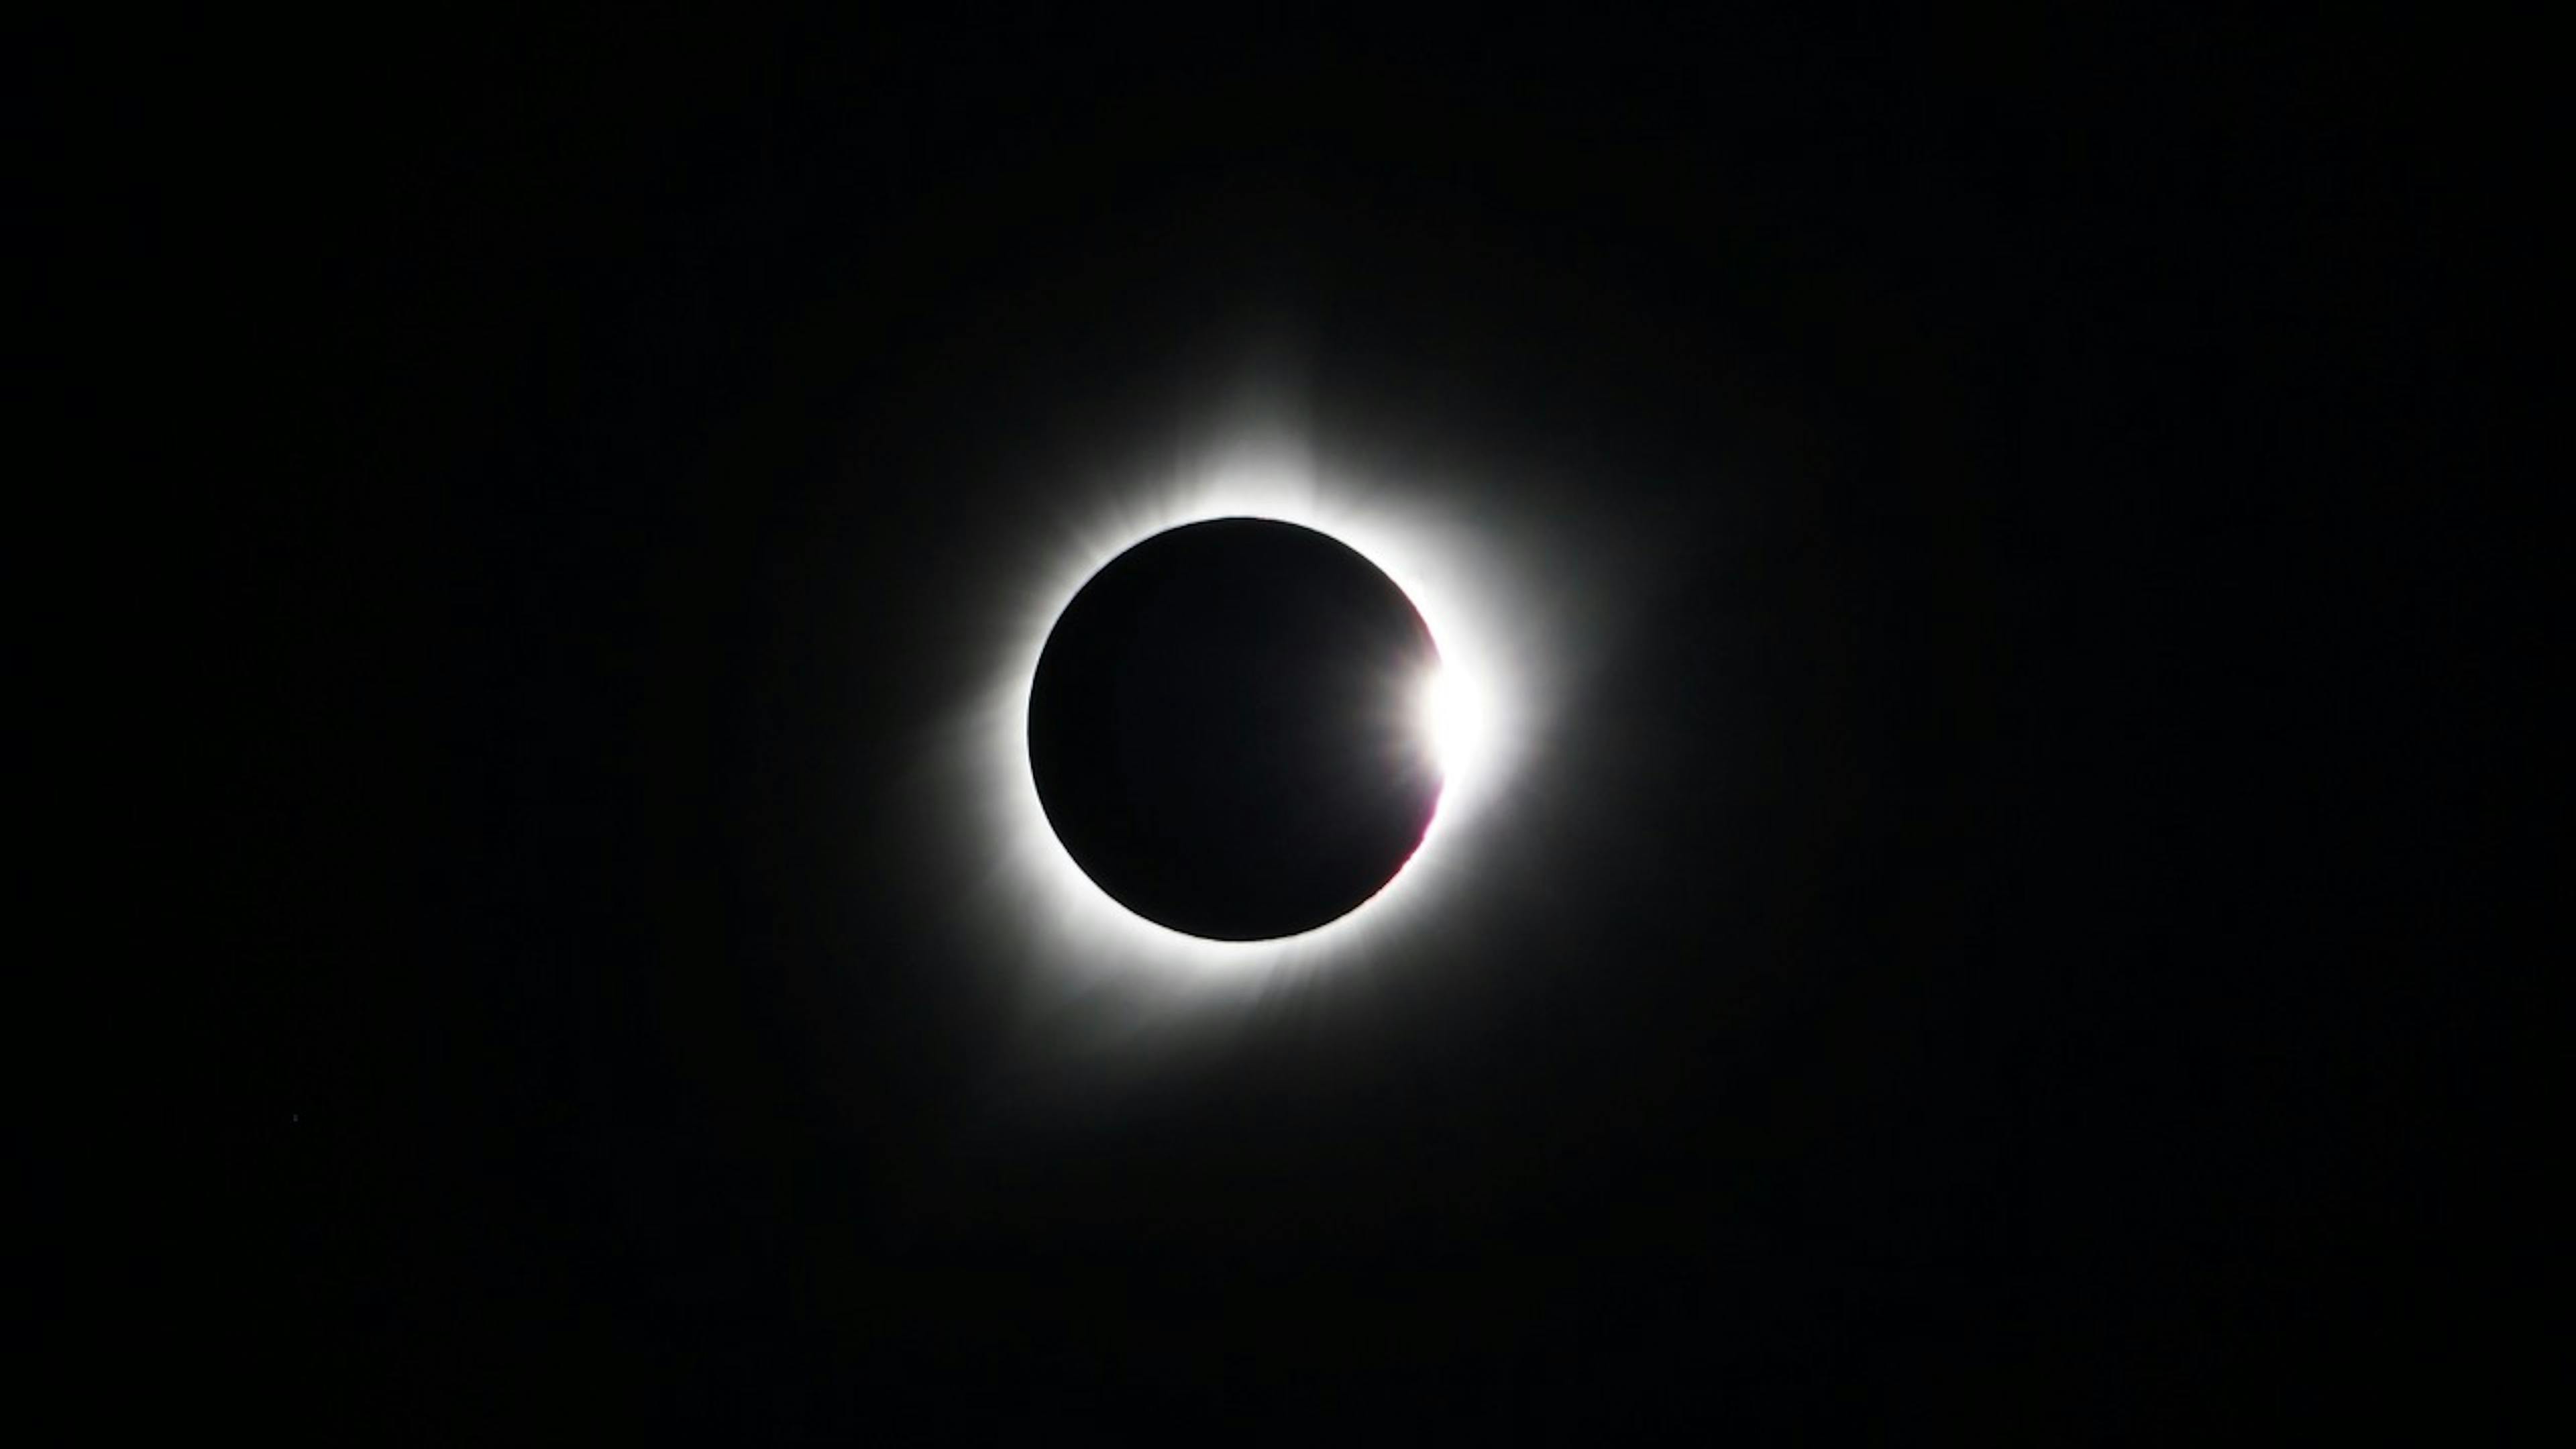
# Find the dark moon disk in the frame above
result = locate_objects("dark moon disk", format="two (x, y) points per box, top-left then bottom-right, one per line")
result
(1028, 519), (1446, 941)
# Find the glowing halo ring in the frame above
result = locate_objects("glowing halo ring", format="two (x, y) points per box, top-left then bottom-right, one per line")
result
(961, 442), (1531, 999)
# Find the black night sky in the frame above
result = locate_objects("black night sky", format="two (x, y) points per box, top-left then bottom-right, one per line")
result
(129, 9), (2526, 1440)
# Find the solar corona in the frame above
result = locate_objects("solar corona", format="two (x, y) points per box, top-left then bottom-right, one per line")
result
(955, 446), (1529, 999)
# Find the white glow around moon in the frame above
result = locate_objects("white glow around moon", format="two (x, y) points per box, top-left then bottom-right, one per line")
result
(956, 437), (1546, 1001)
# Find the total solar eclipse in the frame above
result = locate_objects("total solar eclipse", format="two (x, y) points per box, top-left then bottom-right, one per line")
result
(1028, 518), (1446, 941)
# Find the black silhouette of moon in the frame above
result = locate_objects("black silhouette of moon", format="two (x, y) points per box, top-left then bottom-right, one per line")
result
(1028, 519), (1445, 941)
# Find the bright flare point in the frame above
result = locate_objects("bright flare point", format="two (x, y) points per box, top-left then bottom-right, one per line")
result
(1417, 663), (1491, 790)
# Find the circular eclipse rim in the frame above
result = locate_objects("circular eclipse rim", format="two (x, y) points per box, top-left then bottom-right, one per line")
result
(1026, 515), (1448, 944)
(959, 442), (1531, 993)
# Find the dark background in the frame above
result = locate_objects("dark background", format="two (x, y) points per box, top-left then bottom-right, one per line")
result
(85, 7), (2528, 1440)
